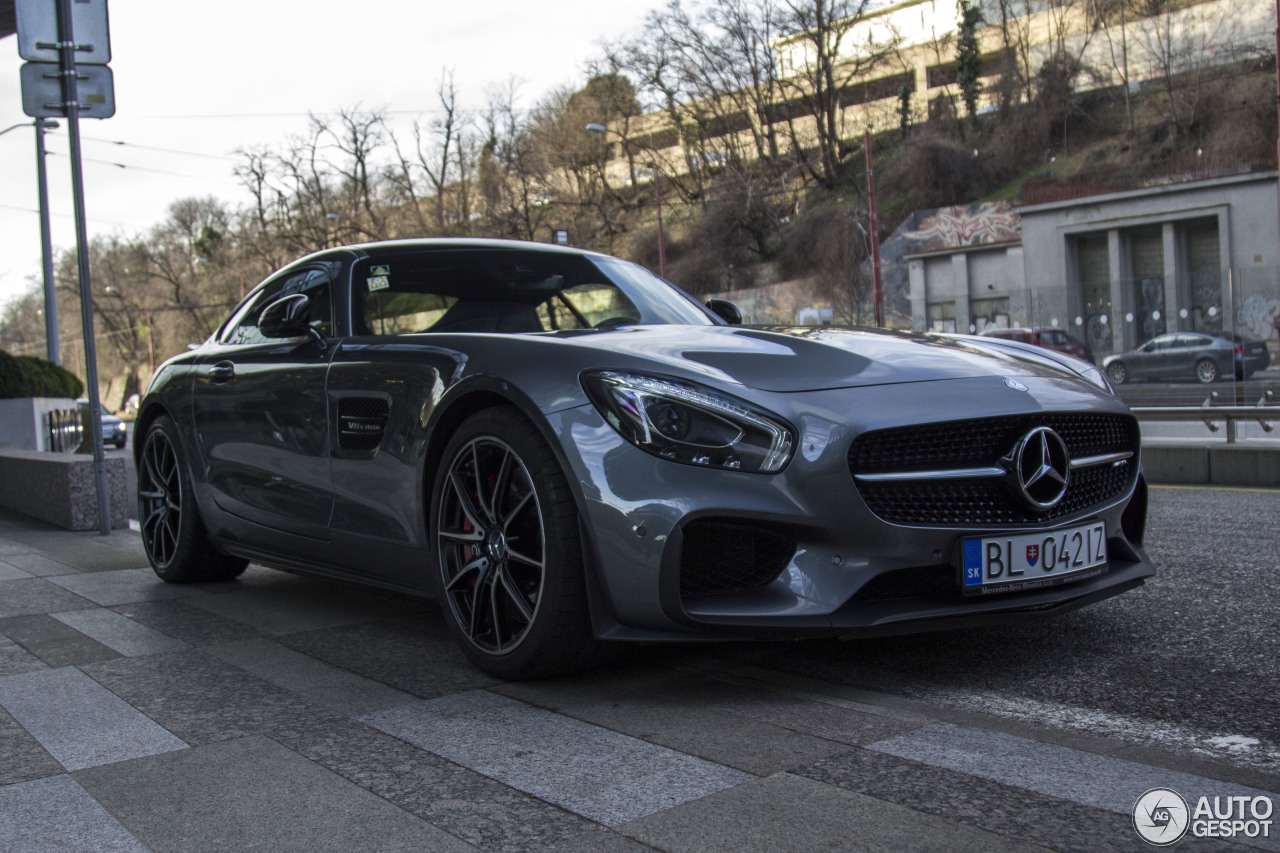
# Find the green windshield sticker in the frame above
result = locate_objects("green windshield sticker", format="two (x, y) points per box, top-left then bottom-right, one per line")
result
(370, 265), (391, 276)
(367, 275), (390, 292)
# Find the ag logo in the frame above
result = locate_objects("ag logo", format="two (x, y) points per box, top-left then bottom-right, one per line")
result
(1133, 787), (1189, 846)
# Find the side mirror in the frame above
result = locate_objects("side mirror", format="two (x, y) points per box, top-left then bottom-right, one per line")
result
(259, 293), (318, 341)
(706, 298), (743, 326)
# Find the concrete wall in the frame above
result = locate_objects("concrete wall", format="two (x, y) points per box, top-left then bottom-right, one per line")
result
(1142, 442), (1280, 487)
(0, 449), (129, 530)
(0, 397), (79, 452)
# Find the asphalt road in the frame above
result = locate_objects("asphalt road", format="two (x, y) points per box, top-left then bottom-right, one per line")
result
(676, 484), (1280, 773)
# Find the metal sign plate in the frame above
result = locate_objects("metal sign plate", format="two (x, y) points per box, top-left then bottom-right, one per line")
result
(15, 0), (112, 65)
(20, 62), (116, 118)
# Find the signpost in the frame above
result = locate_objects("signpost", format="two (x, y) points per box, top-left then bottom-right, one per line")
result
(15, 0), (115, 536)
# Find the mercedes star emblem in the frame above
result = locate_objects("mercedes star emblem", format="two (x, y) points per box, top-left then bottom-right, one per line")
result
(1011, 426), (1070, 510)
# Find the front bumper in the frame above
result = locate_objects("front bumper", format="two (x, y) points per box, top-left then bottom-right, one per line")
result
(548, 374), (1155, 641)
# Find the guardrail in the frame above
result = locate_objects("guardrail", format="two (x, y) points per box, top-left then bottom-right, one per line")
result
(1131, 390), (1274, 443)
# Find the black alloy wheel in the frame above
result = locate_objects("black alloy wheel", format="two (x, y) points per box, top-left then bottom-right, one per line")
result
(138, 416), (248, 583)
(438, 433), (545, 654)
(138, 424), (182, 569)
(432, 407), (604, 678)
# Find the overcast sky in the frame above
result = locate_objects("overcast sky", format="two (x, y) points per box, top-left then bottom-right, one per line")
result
(0, 0), (667, 310)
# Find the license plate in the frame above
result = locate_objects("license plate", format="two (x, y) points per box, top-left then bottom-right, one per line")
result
(962, 521), (1106, 595)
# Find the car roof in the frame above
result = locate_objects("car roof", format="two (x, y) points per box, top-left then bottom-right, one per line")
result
(288, 238), (611, 269)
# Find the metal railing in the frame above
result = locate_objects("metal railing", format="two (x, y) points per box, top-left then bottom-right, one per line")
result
(1131, 391), (1275, 443)
(1022, 148), (1277, 206)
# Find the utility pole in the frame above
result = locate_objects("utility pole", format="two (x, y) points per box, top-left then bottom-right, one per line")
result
(865, 129), (884, 328)
(16, 0), (116, 535)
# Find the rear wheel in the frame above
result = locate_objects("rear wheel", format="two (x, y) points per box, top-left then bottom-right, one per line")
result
(431, 407), (602, 679)
(1105, 361), (1128, 385)
(1194, 358), (1218, 384)
(138, 416), (248, 583)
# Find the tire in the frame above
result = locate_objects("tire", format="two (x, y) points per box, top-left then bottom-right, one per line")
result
(1105, 361), (1128, 385)
(138, 416), (248, 583)
(430, 407), (602, 679)
(1194, 358), (1218, 384)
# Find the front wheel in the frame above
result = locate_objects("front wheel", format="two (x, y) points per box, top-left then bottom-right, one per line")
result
(430, 407), (603, 679)
(1105, 361), (1128, 385)
(138, 416), (248, 583)
(1195, 358), (1218, 384)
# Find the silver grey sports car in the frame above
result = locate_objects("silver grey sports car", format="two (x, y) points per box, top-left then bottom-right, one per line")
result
(135, 239), (1154, 678)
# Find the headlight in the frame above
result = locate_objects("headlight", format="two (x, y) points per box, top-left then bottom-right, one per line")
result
(582, 370), (794, 473)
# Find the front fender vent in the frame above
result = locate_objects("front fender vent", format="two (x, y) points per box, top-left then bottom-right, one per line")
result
(338, 397), (389, 452)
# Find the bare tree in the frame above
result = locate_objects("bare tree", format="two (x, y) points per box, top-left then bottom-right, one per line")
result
(775, 0), (902, 187)
(478, 80), (553, 242)
(1132, 0), (1235, 139)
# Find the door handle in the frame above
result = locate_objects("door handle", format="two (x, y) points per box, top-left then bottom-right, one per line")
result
(208, 361), (235, 384)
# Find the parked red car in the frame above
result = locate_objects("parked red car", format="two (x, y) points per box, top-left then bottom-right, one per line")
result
(980, 327), (1093, 363)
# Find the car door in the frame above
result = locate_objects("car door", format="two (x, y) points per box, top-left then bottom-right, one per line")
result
(191, 265), (337, 540)
(1130, 335), (1173, 380)
(1171, 334), (1209, 379)
(324, 249), (468, 585)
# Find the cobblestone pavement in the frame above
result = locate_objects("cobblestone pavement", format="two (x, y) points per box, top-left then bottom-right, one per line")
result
(1, 506), (1275, 852)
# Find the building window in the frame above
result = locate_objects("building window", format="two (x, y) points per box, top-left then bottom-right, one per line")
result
(1182, 217), (1222, 332)
(1072, 232), (1113, 356)
(1128, 225), (1165, 344)
(969, 297), (1010, 333)
(927, 301), (956, 333)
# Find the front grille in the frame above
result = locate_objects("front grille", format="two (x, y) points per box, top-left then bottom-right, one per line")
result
(680, 520), (795, 597)
(850, 414), (1139, 527)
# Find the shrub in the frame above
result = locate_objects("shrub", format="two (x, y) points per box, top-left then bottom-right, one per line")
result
(19, 355), (84, 398)
(0, 350), (36, 398)
(0, 351), (84, 399)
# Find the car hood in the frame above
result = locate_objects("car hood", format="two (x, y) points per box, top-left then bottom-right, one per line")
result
(555, 325), (1085, 393)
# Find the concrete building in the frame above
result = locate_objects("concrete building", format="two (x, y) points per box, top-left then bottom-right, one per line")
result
(902, 164), (1280, 362)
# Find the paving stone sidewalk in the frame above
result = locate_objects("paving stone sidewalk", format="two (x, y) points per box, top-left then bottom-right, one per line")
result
(0, 506), (1275, 852)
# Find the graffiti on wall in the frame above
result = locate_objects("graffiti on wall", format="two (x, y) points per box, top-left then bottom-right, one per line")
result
(1236, 294), (1280, 341)
(899, 201), (1022, 252)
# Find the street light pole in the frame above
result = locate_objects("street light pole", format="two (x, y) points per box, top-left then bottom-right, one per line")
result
(1, 119), (61, 363)
(35, 119), (60, 364)
(653, 166), (667, 279)
(864, 129), (885, 328)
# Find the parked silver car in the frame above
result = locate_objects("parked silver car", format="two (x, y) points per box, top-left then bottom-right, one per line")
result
(134, 239), (1155, 678)
(1103, 332), (1271, 384)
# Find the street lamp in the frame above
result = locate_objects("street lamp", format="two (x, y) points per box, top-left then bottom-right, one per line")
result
(1, 119), (62, 362)
(586, 123), (667, 279)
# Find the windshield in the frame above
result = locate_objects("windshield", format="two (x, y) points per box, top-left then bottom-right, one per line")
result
(352, 249), (713, 335)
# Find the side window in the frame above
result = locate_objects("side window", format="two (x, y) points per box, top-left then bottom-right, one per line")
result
(365, 291), (459, 335)
(551, 283), (641, 328)
(222, 268), (332, 346)
(350, 250), (652, 336)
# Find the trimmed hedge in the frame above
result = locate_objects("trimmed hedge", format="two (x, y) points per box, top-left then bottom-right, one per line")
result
(0, 350), (84, 400)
